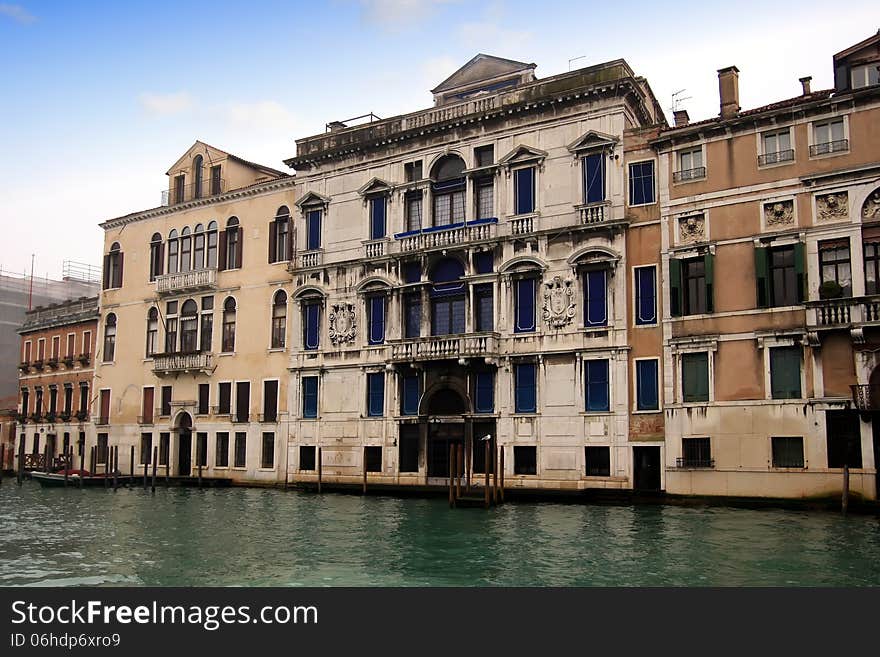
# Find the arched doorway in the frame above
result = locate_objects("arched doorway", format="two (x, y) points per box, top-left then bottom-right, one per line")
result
(175, 412), (193, 476)
(425, 387), (467, 478)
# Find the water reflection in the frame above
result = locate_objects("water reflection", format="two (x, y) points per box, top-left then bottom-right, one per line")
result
(1, 483), (879, 586)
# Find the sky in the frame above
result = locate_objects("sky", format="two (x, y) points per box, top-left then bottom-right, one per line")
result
(0, 0), (876, 279)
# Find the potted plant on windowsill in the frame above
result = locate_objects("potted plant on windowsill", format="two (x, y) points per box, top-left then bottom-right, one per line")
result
(819, 280), (844, 300)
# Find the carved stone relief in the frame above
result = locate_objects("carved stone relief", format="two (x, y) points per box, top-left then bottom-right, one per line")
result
(816, 192), (848, 222)
(328, 303), (356, 345)
(542, 276), (576, 329)
(763, 200), (794, 227)
(678, 214), (705, 244)
(862, 188), (880, 221)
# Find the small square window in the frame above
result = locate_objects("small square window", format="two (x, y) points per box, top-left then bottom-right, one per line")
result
(365, 446), (382, 472)
(513, 446), (537, 475)
(585, 446), (610, 476)
(771, 437), (804, 468)
(299, 445), (316, 471)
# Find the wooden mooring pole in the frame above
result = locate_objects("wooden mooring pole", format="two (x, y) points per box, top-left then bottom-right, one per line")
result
(113, 447), (119, 491)
(151, 446), (158, 494)
(484, 440), (490, 509)
(78, 443), (84, 488)
(17, 434), (24, 486)
(842, 464), (850, 514)
(492, 443), (498, 505)
(89, 446), (95, 476)
(198, 435), (203, 488)
(129, 445), (134, 479)
(317, 447), (322, 494)
(499, 445), (505, 504)
(142, 459), (148, 490)
(43, 443), (50, 474)
(448, 443), (455, 508)
(165, 457), (169, 486)
(456, 444), (462, 500)
(63, 446), (69, 487)
(362, 446), (367, 495)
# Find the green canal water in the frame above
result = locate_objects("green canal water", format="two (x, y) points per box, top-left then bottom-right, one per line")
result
(1, 482), (879, 586)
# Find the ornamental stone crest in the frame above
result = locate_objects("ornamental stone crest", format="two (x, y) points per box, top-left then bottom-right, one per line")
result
(816, 192), (848, 222)
(678, 214), (705, 244)
(328, 303), (357, 345)
(764, 200), (794, 227)
(862, 189), (880, 221)
(542, 276), (576, 329)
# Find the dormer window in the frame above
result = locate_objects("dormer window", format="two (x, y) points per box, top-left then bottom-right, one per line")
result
(851, 63), (880, 89)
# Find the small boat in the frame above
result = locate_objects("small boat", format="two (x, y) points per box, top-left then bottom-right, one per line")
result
(30, 469), (135, 487)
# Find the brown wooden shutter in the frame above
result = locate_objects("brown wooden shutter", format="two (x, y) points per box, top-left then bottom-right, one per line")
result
(143, 388), (154, 424)
(114, 252), (124, 288)
(235, 228), (243, 269)
(99, 390), (110, 422)
(102, 255), (110, 290)
(157, 242), (164, 276)
(287, 218), (294, 261)
(218, 231), (227, 270)
(268, 221), (277, 263)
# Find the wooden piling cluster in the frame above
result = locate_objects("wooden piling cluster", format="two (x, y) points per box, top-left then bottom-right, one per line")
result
(446, 439), (504, 510)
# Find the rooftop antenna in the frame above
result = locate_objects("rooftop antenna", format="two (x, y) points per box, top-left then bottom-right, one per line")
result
(568, 55), (586, 71)
(670, 88), (692, 114)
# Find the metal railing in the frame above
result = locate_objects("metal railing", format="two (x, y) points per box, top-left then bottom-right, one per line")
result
(809, 139), (848, 156)
(675, 457), (715, 469)
(161, 178), (226, 206)
(851, 384), (880, 411)
(152, 351), (213, 375)
(155, 267), (217, 294)
(673, 166), (706, 183)
(390, 332), (499, 361)
(758, 149), (795, 166)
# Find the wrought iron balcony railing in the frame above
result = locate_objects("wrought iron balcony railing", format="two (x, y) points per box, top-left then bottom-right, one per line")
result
(758, 149), (795, 166)
(851, 384), (880, 411)
(161, 178), (226, 206)
(155, 267), (217, 295)
(675, 457), (715, 469)
(673, 166), (706, 183)
(809, 139), (848, 156)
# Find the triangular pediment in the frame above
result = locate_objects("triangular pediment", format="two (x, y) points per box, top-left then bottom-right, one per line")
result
(431, 53), (536, 96)
(357, 177), (394, 197)
(498, 144), (548, 167)
(165, 141), (230, 176)
(295, 190), (331, 209)
(834, 30), (880, 62)
(567, 130), (619, 154)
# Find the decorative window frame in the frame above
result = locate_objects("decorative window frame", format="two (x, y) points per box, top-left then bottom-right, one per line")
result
(672, 143), (707, 185)
(632, 357), (662, 413)
(756, 332), (807, 402)
(670, 337), (718, 405)
(807, 113), (850, 160)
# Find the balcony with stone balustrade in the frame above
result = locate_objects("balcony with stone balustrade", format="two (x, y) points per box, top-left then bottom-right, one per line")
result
(155, 268), (218, 295)
(389, 332), (499, 363)
(395, 218), (497, 254)
(152, 351), (214, 376)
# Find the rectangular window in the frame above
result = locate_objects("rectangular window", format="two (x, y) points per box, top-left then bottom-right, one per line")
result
(160, 385), (172, 416)
(681, 352), (709, 403)
(771, 436), (804, 468)
(681, 437), (712, 467)
(629, 161), (655, 205)
(234, 432), (246, 468)
(140, 387), (154, 424)
(303, 302), (320, 350)
(261, 432), (275, 469)
(676, 148), (704, 181)
(66, 333), (75, 358)
(514, 363), (537, 413)
(682, 256), (711, 315)
(851, 63), (880, 89)
(770, 346), (802, 399)
(433, 190), (465, 227)
(865, 241), (880, 295)
(514, 446), (537, 475)
(760, 130), (794, 164)
(174, 175), (185, 204)
(365, 446), (382, 473)
(302, 376), (318, 418)
(635, 266), (657, 325)
(584, 360), (610, 412)
(299, 445), (316, 471)
(431, 297), (465, 336)
(769, 246), (799, 306)
(476, 179), (494, 220)
(399, 425), (419, 473)
(367, 372), (384, 417)
(585, 446), (611, 476)
(307, 210), (322, 251)
(474, 144), (494, 167)
(200, 312), (213, 352)
(401, 374), (420, 416)
(474, 371), (495, 414)
(210, 165), (222, 195)
(263, 380), (278, 422)
(583, 153), (605, 203)
(819, 240), (852, 297)
(583, 270), (607, 327)
(63, 385), (73, 416)
(514, 167), (535, 215)
(826, 411), (862, 468)
(51, 336), (60, 359)
(370, 196), (386, 240)
(404, 160), (422, 182)
(404, 294), (421, 338)
(405, 194), (423, 232)
(474, 284), (494, 332)
(636, 359), (660, 411)
(368, 296), (385, 345)
(97, 434), (108, 464)
(159, 432), (170, 466)
(235, 382), (250, 423)
(140, 433), (152, 465)
(198, 384), (209, 415)
(215, 432), (229, 467)
(811, 118), (846, 155)
(514, 278), (536, 333)
(218, 382), (232, 415)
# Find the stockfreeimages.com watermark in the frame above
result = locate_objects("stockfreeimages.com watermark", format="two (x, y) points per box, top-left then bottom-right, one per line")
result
(11, 599), (318, 632)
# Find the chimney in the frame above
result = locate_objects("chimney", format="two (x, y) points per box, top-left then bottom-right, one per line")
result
(717, 66), (740, 119)
(799, 76), (812, 96)
(673, 109), (690, 127)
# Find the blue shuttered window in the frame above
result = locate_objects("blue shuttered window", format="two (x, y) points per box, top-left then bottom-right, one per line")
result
(303, 302), (320, 351)
(514, 278), (536, 333)
(475, 284), (493, 332)
(635, 266), (657, 325)
(401, 374), (419, 416)
(367, 296), (385, 345)
(584, 270), (607, 327)
(306, 210), (321, 251)
(584, 360), (610, 412)
(583, 153), (605, 204)
(629, 161), (655, 206)
(367, 372), (384, 417)
(636, 360), (659, 411)
(514, 363), (537, 413)
(475, 371), (495, 413)
(474, 251), (493, 274)
(370, 197), (386, 240)
(514, 167), (535, 215)
(404, 294), (421, 338)
(431, 297), (465, 335)
(302, 376), (318, 418)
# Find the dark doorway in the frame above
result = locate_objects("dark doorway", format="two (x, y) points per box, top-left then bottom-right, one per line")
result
(177, 413), (192, 476)
(427, 422), (464, 477)
(633, 446), (662, 491)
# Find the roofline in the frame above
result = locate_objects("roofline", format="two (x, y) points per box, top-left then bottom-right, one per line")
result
(833, 29), (880, 61)
(430, 53), (537, 94)
(165, 139), (290, 178)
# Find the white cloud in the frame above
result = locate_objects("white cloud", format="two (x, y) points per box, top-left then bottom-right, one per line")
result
(0, 3), (35, 24)
(358, 0), (456, 30)
(455, 2), (532, 54)
(222, 100), (298, 133)
(422, 55), (459, 88)
(138, 91), (196, 117)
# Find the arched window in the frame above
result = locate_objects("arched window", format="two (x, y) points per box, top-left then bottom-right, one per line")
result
(149, 233), (163, 281)
(222, 297), (236, 352)
(180, 300), (199, 352)
(193, 155), (204, 199)
(180, 226), (192, 272)
(206, 221), (218, 269)
(167, 229), (179, 274)
(103, 313), (117, 362)
(269, 206), (291, 264)
(301, 294), (321, 351)
(221, 217), (241, 270)
(431, 155), (466, 227)
(193, 223), (205, 270)
(271, 290), (287, 349)
(430, 257), (466, 336)
(146, 307), (159, 356)
(103, 242), (124, 290)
